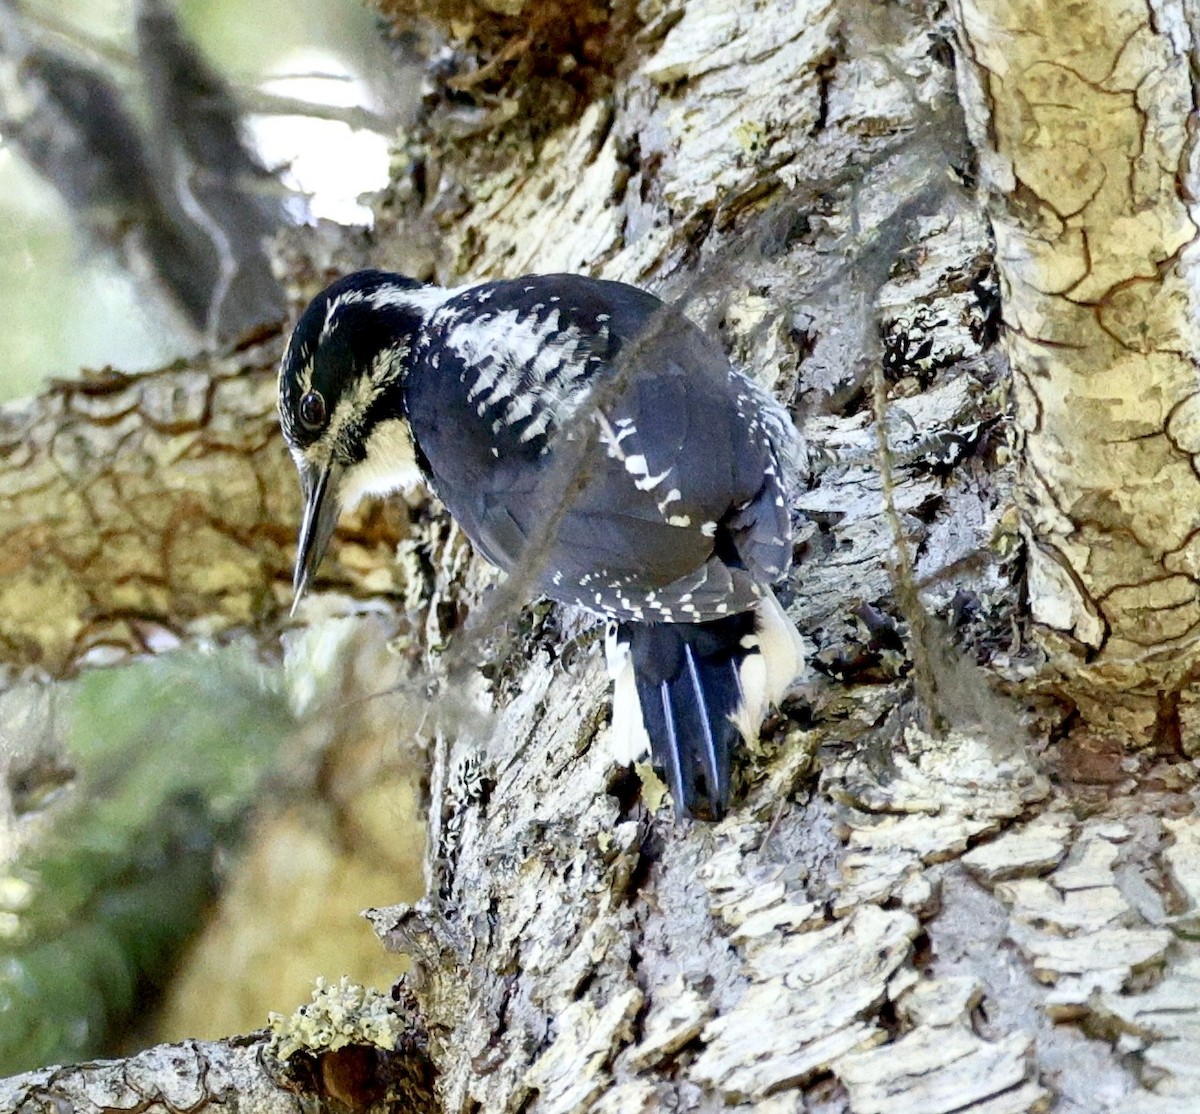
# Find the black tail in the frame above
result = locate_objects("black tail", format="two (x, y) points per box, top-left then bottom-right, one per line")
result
(620, 613), (756, 821)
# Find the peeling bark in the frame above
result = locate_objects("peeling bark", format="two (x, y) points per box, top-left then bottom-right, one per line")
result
(0, 1037), (303, 1114)
(0, 1023), (436, 1114)
(363, 1), (1051, 1111)
(363, 2), (1200, 1110)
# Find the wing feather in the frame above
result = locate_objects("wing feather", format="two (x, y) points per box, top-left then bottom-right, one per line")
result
(405, 274), (795, 621)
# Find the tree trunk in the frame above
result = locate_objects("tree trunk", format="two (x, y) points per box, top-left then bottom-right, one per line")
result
(952, 0), (1200, 749)
(5, 1), (1200, 1112)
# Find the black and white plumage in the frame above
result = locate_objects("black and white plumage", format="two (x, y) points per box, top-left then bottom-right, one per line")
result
(278, 269), (805, 820)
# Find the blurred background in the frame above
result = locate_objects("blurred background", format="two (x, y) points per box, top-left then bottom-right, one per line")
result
(0, 0), (427, 1076)
(0, 0), (405, 399)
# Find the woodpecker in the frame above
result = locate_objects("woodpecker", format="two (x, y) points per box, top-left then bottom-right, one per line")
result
(278, 270), (805, 820)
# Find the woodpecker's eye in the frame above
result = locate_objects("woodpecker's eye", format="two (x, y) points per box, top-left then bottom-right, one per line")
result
(298, 390), (327, 431)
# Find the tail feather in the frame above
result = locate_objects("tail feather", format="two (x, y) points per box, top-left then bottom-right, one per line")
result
(604, 592), (804, 820)
(682, 643), (721, 797)
(648, 636), (738, 819)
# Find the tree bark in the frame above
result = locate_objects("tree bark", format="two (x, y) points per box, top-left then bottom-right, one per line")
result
(0, 336), (407, 676)
(0, 1036), (303, 1113)
(0, 1023), (436, 1113)
(6, 0), (1200, 1112)
(953, 0), (1200, 746)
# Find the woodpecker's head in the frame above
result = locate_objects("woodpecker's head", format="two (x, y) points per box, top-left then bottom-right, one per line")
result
(279, 269), (446, 612)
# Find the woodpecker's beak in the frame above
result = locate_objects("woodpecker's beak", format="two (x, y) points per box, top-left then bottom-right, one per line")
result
(291, 462), (342, 616)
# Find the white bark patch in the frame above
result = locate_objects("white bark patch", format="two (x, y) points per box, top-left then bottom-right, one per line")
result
(626, 978), (714, 1070)
(829, 727), (1050, 913)
(836, 1021), (1043, 1114)
(522, 987), (643, 1113)
(961, 811), (1073, 883)
(640, 0), (839, 209)
(444, 102), (625, 276)
(954, 799), (1200, 1106)
(690, 903), (917, 1100)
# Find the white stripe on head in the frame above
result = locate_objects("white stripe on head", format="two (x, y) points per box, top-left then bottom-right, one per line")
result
(369, 284), (458, 313)
(293, 342), (410, 474)
(320, 289), (366, 343)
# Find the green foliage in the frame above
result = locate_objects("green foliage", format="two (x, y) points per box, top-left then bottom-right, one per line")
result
(0, 649), (294, 1075)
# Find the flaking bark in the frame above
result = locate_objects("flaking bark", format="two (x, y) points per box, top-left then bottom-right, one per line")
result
(0, 1024), (436, 1113)
(0, 1036), (304, 1114)
(368, 1), (1200, 1109)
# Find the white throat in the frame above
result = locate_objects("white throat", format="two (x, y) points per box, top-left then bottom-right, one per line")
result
(340, 418), (424, 509)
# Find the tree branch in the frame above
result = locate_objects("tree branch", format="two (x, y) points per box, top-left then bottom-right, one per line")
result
(0, 338), (404, 676)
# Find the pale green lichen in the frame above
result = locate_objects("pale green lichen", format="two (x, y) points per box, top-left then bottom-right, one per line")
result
(634, 761), (669, 815)
(266, 976), (404, 1061)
